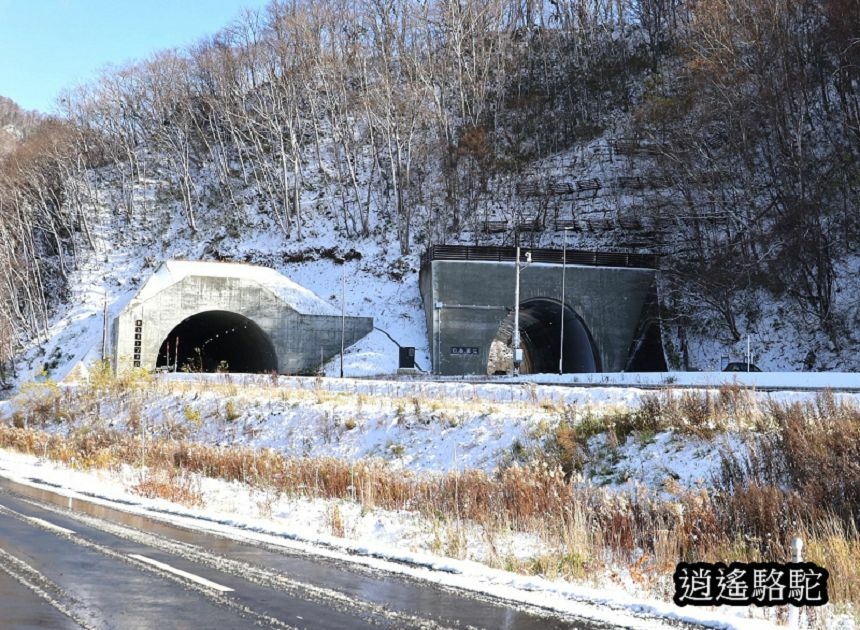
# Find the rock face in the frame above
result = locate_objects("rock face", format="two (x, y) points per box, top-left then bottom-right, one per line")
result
(0, 95), (37, 157)
(111, 260), (373, 375)
(0, 124), (21, 157)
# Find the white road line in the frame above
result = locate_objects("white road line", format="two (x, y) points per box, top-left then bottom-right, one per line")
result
(128, 554), (235, 593)
(26, 516), (75, 535)
(0, 503), (76, 535)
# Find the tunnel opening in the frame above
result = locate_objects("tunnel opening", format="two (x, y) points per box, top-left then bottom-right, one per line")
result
(156, 310), (278, 373)
(626, 322), (668, 372)
(487, 299), (600, 375)
(624, 290), (667, 372)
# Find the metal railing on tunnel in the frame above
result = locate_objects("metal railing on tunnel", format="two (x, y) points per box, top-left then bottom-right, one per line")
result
(420, 244), (659, 270)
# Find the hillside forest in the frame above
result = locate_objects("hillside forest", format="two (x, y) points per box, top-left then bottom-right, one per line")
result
(0, 0), (858, 383)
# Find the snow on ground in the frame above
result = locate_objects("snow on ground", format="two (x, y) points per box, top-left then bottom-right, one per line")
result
(2, 140), (857, 629)
(7, 372), (860, 479)
(583, 429), (734, 492)
(494, 371), (860, 390)
(135, 259), (340, 316)
(4, 375), (859, 627)
(0, 447), (782, 630)
(19, 372), (856, 476)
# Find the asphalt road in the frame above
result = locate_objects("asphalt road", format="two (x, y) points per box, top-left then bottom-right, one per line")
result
(0, 477), (632, 630)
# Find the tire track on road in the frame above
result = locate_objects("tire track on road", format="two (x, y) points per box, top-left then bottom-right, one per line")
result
(11, 496), (453, 630)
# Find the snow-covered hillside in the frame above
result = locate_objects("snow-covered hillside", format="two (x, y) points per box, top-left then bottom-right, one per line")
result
(13, 171), (434, 385)
(1, 4), (858, 627)
(1, 0), (857, 384)
(10, 123), (859, 388)
(3, 374), (859, 629)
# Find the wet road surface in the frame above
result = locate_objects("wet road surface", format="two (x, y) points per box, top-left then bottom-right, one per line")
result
(0, 476), (671, 629)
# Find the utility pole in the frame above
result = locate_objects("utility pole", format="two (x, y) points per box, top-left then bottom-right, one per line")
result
(340, 264), (346, 378)
(101, 293), (108, 361)
(559, 228), (571, 375)
(434, 301), (444, 374)
(512, 247), (531, 376)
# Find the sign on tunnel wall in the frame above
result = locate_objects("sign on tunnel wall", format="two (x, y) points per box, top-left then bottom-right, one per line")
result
(450, 346), (480, 356)
(133, 319), (143, 367)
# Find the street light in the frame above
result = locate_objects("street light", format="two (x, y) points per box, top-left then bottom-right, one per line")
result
(340, 264), (346, 378)
(512, 246), (531, 376)
(559, 227), (573, 375)
(434, 301), (444, 374)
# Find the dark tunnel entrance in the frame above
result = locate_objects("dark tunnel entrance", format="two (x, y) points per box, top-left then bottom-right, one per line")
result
(156, 310), (278, 373)
(487, 299), (600, 374)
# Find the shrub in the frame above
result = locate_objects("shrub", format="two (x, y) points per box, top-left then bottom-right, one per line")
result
(224, 400), (241, 422)
(14, 379), (63, 426)
(132, 468), (203, 507)
(183, 405), (203, 427)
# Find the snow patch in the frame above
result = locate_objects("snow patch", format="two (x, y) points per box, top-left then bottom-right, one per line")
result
(135, 259), (339, 316)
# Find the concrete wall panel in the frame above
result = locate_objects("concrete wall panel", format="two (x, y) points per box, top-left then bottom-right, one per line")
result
(420, 259), (656, 375)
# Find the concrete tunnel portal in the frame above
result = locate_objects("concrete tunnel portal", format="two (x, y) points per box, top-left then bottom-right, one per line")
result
(419, 246), (662, 375)
(112, 260), (374, 375)
(488, 299), (600, 374)
(156, 310), (278, 373)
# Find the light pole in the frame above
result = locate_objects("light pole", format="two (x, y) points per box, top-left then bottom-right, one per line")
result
(340, 264), (346, 378)
(559, 227), (572, 375)
(434, 301), (444, 374)
(512, 247), (531, 376)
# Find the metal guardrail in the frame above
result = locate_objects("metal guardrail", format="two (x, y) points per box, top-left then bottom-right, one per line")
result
(359, 374), (860, 394)
(420, 245), (659, 270)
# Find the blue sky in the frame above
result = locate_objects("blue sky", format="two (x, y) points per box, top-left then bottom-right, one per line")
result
(0, 0), (271, 114)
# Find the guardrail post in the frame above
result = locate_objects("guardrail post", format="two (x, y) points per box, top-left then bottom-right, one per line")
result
(788, 537), (803, 629)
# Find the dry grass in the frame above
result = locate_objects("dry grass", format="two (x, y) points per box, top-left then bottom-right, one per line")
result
(1, 418), (858, 622)
(712, 393), (860, 610)
(132, 467), (203, 507)
(2, 375), (859, 625)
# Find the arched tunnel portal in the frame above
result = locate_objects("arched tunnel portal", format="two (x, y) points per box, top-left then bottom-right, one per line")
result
(488, 299), (600, 374)
(156, 310), (278, 373)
